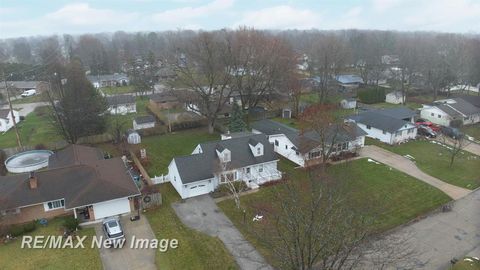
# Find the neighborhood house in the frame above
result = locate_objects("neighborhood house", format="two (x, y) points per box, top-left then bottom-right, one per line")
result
(168, 134), (282, 199)
(0, 145), (140, 225)
(420, 97), (480, 126)
(133, 115), (156, 130)
(251, 119), (366, 167)
(347, 107), (417, 145)
(106, 95), (137, 115)
(87, 73), (129, 88)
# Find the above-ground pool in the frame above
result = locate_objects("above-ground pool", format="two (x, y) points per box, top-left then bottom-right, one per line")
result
(5, 150), (53, 173)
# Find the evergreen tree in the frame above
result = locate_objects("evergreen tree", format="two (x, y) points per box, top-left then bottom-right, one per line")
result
(54, 59), (107, 143)
(229, 103), (246, 132)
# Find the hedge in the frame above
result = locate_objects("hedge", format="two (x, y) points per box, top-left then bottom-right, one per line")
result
(358, 87), (386, 104)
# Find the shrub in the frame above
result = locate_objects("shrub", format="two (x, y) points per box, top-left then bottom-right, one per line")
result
(211, 181), (249, 198)
(34, 143), (47, 150)
(63, 216), (79, 232)
(8, 226), (24, 237)
(358, 87), (386, 104)
(7, 221), (37, 237)
(22, 221), (36, 233)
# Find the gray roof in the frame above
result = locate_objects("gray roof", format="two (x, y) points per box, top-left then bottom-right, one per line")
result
(251, 119), (367, 153)
(134, 115), (156, 125)
(369, 107), (416, 120)
(347, 111), (414, 133)
(0, 109), (14, 119)
(1, 81), (42, 89)
(106, 95), (135, 106)
(336, 74), (364, 84)
(222, 131), (254, 139)
(446, 98), (480, 116)
(0, 146), (140, 211)
(149, 93), (178, 103)
(436, 104), (463, 118)
(173, 134), (277, 184)
(456, 95), (480, 108)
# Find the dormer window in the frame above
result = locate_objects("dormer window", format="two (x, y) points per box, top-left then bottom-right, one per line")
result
(223, 152), (230, 163)
(257, 148), (261, 155)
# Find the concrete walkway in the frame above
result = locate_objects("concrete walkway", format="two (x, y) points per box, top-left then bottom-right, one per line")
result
(435, 135), (480, 156)
(364, 188), (480, 269)
(173, 195), (272, 270)
(360, 145), (471, 200)
(94, 215), (156, 270)
(1, 101), (49, 116)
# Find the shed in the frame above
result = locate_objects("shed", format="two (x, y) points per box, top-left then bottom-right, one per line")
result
(133, 115), (156, 130)
(340, 98), (357, 109)
(385, 91), (405, 104)
(127, 130), (141, 144)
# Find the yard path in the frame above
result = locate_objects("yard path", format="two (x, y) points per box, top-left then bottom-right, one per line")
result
(360, 145), (471, 200)
(434, 135), (480, 156)
(1, 101), (49, 116)
(361, 188), (480, 269)
(173, 195), (272, 270)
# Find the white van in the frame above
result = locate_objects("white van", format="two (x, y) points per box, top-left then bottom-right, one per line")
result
(21, 89), (36, 97)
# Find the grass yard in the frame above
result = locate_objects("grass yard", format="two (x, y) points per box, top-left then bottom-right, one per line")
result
(366, 102), (422, 110)
(0, 106), (62, 149)
(140, 128), (219, 176)
(462, 124), (480, 141)
(101, 85), (134, 95)
(366, 138), (480, 189)
(0, 217), (101, 270)
(12, 93), (46, 104)
(145, 184), (237, 270)
(218, 158), (450, 268)
(106, 97), (151, 131)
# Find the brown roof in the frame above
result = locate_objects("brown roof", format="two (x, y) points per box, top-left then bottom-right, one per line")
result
(150, 93), (178, 103)
(48, 144), (104, 169)
(0, 146), (140, 211)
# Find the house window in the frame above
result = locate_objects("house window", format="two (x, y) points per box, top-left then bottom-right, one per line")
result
(382, 130), (387, 134)
(309, 151), (320, 159)
(220, 172), (234, 183)
(257, 148), (261, 155)
(431, 113), (434, 116)
(274, 140), (279, 146)
(366, 125), (371, 130)
(174, 176), (176, 182)
(258, 166), (263, 173)
(407, 128), (414, 134)
(438, 115), (441, 118)
(295, 151), (299, 155)
(246, 167), (250, 174)
(285, 145), (288, 149)
(45, 199), (65, 211)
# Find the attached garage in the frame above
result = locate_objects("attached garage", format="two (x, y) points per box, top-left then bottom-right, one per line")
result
(92, 197), (132, 220)
(186, 182), (211, 198)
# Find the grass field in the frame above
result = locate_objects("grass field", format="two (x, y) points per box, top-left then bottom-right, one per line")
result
(366, 138), (480, 189)
(0, 106), (62, 149)
(462, 124), (480, 141)
(218, 158), (451, 267)
(12, 93), (46, 104)
(0, 217), (101, 270)
(145, 184), (237, 270)
(140, 128), (219, 176)
(101, 85), (134, 95)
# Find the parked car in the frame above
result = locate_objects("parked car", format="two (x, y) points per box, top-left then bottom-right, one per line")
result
(417, 125), (436, 138)
(102, 217), (125, 247)
(415, 118), (440, 132)
(440, 126), (464, 139)
(21, 89), (36, 97)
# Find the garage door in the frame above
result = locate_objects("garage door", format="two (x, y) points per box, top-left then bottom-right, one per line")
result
(187, 183), (210, 198)
(93, 198), (131, 220)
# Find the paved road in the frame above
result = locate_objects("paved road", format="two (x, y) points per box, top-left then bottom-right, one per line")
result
(364, 188), (480, 269)
(172, 195), (272, 270)
(360, 145), (471, 200)
(1, 101), (49, 116)
(94, 215), (156, 270)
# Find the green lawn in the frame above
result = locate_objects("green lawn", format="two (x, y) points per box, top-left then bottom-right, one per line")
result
(0, 106), (62, 149)
(106, 97), (151, 132)
(140, 128), (219, 176)
(12, 93), (46, 104)
(462, 124), (480, 141)
(366, 138), (480, 189)
(0, 217), (101, 270)
(218, 158), (450, 267)
(367, 102), (422, 110)
(145, 184), (237, 270)
(101, 85), (134, 95)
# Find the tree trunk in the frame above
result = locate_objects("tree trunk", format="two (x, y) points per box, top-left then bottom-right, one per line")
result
(208, 120), (215, 134)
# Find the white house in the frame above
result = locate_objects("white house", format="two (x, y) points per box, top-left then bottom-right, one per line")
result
(347, 108), (417, 145)
(168, 134), (281, 199)
(420, 97), (480, 126)
(336, 74), (364, 88)
(251, 119), (367, 167)
(133, 115), (156, 130)
(87, 74), (129, 88)
(385, 91), (405, 104)
(340, 98), (357, 109)
(106, 95), (136, 115)
(0, 109), (20, 132)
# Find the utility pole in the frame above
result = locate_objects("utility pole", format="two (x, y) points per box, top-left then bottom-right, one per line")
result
(2, 71), (23, 149)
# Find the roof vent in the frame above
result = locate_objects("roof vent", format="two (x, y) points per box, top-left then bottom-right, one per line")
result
(29, 171), (38, 189)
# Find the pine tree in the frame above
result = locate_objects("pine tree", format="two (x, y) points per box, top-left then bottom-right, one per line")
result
(229, 103), (246, 132)
(54, 58), (107, 143)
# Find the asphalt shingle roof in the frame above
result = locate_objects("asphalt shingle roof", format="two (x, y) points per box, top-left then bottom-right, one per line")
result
(173, 134), (277, 184)
(347, 111), (414, 133)
(106, 95), (135, 106)
(369, 107), (416, 120)
(134, 115), (156, 125)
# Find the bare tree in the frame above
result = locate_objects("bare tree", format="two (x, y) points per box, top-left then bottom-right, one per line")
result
(441, 134), (470, 167)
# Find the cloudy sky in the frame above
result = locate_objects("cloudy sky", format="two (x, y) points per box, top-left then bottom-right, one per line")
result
(1, 0), (479, 38)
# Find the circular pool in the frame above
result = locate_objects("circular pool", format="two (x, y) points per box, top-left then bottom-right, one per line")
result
(5, 150), (53, 173)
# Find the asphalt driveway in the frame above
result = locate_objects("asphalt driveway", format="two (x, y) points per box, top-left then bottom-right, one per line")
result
(360, 145), (471, 200)
(94, 215), (156, 270)
(172, 195), (272, 270)
(364, 188), (480, 269)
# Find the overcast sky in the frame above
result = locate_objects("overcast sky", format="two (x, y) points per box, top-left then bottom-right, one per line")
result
(1, 0), (479, 39)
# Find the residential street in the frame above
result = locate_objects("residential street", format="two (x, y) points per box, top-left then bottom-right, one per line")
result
(364, 188), (480, 269)
(0, 101), (49, 116)
(360, 145), (471, 200)
(172, 195), (272, 270)
(94, 215), (156, 270)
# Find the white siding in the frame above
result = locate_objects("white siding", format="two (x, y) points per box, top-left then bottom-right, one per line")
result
(133, 121), (155, 130)
(420, 106), (452, 126)
(108, 103), (137, 115)
(269, 134), (305, 166)
(92, 197), (131, 220)
(0, 110), (20, 132)
(356, 122), (416, 145)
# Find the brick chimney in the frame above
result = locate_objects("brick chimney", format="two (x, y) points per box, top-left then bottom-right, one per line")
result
(28, 171), (37, 189)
